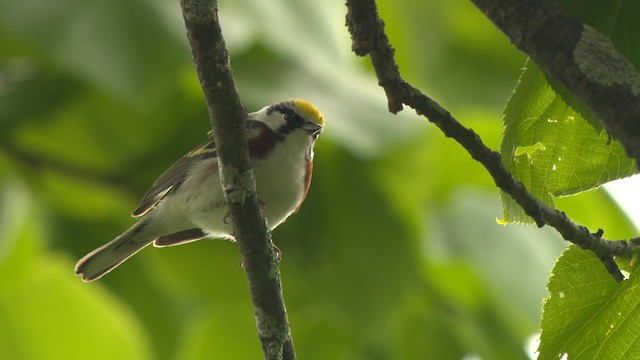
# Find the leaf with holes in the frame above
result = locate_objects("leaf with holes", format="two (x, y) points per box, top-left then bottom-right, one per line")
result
(499, 62), (636, 223)
(499, 0), (640, 223)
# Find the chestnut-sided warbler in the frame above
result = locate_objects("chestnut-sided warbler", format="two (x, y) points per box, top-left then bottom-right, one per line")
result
(75, 99), (324, 281)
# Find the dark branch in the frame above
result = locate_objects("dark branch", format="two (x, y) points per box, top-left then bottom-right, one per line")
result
(180, 0), (295, 358)
(469, 0), (640, 168)
(345, 0), (638, 282)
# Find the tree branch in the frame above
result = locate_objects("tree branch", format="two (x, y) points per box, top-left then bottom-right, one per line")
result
(469, 0), (640, 168)
(345, 0), (638, 282)
(180, 0), (295, 358)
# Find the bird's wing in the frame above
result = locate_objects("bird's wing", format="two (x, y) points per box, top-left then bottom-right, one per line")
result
(131, 137), (217, 217)
(131, 119), (266, 217)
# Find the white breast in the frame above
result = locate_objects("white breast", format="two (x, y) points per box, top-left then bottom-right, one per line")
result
(252, 131), (311, 229)
(166, 129), (313, 238)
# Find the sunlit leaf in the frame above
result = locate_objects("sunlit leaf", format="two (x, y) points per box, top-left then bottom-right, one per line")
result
(500, 62), (636, 223)
(499, 0), (640, 223)
(538, 245), (640, 360)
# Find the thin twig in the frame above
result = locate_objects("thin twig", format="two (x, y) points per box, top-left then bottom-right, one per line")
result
(180, 0), (295, 358)
(345, 0), (638, 282)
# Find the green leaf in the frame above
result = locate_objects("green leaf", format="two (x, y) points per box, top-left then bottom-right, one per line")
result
(538, 245), (640, 359)
(500, 0), (640, 223)
(558, 0), (640, 67)
(500, 62), (637, 223)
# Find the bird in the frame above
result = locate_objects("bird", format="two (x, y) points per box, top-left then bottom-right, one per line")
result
(75, 99), (324, 282)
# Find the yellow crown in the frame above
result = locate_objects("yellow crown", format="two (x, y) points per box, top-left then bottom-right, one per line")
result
(291, 99), (325, 127)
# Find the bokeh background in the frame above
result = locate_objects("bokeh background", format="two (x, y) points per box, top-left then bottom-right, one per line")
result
(1, 0), (637, 359)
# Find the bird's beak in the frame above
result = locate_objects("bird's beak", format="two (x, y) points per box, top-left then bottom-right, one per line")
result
(302, 122), (323, 137)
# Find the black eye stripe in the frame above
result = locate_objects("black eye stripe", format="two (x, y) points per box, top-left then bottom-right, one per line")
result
(269, 105), (306, 135)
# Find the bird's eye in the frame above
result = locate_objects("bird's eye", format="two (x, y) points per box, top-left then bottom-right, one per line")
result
(283, 111), (293, 121)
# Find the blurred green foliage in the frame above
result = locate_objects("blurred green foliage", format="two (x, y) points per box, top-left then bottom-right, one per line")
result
(0, 0), (637, 359)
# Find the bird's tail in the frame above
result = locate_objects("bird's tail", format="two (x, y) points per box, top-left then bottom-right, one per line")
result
(75, 220), (155, 282)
